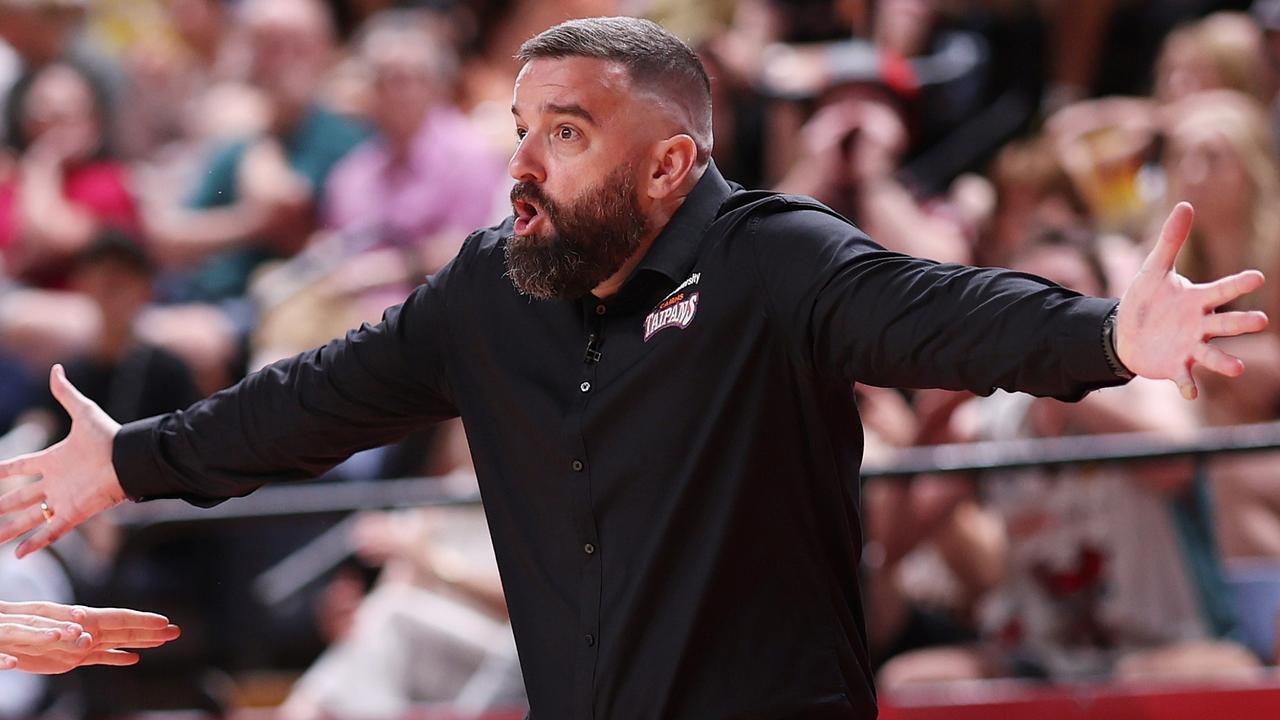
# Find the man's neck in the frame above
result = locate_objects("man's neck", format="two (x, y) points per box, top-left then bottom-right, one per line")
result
(591, 166), (705, 298)
(592, 230), (662, 299)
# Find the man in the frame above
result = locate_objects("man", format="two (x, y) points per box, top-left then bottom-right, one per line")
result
(0, 17), (1269, 719)
(140, 0), (367, 395)
(322, 10), (507, 264)
(145, 0), (368, 300)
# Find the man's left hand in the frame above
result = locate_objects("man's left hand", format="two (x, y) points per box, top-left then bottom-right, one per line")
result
(1116, 202), (1269, 399)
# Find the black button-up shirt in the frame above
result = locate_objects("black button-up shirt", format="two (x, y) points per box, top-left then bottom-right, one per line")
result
(115, 164), (1124, 719)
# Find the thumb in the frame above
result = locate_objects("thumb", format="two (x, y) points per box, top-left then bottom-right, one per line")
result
(49, 364), (92, 419)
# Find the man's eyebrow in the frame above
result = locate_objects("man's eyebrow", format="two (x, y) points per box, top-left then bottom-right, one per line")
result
(509, 102), (598, 126)
(545, 102), (596, 125)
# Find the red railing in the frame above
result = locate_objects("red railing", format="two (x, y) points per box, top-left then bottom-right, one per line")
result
(881, 678), (1280, 720)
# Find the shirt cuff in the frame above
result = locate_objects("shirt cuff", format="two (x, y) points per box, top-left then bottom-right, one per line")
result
(1057, 296), (1132, 397)
(112, 416), (175, 501)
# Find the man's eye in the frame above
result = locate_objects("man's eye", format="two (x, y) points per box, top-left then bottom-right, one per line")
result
(515, 128), (527, 141)
(558, 126), (576, 140)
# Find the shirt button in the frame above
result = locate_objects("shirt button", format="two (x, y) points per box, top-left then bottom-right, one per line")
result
(584, 543), (595, 555)
(595, 304), (606, 316)
(579, 381), (591, 393)
(585, 634), (596, 647)
(572, 459), (584, 472)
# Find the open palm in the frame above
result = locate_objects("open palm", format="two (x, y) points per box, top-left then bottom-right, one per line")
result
(1115, 202), (1269, 399)
(0, 365), (126, 557)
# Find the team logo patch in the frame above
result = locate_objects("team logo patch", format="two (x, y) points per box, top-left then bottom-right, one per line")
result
(643, 291), (699, 342)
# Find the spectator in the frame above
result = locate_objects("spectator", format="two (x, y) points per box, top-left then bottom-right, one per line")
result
(860, 383), (1007, 678)
(0, 0), (82, 69)
(1047, 12), (1270, 236)
(32, 231), (199, 441)
(136, 0), (367, 395)
(981, 133), (1090, 268)
(280, 494), (525, 719)
(115, 0), (258, 160)
(250, 11), (508, 369)
(0, 60), (138, 289)
(1155, 11), (1270, 106)
(1163, 90), (1280, 326)
(144, 0), (368, 302)
(776, 90), (973, 263)
(0, 232), (203, 716)
(0, 0), (89, 139)
(323, 10), (507, 272)
(1157, 87), (1280, 664)
(878, 231), (1260, 688)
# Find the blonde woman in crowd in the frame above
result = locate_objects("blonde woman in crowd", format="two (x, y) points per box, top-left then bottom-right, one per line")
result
(1161, 89), (1280, 501)
(1155, 11), (1271, 105)
(1161, 88), (1280, 664)
(1048, 12), (1271, 235)
(1164, 90), (1280, 329)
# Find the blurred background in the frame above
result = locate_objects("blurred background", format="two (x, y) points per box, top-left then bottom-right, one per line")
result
(2, 0), (1280, 718)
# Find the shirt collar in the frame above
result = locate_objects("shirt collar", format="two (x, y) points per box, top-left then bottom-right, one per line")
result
(631, 161), (735, 286)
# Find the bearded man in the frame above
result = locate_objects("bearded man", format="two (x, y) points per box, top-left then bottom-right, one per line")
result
(0, 17), (1269, 720)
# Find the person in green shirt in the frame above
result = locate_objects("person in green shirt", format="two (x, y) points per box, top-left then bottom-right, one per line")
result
(145, 0), (368, 303)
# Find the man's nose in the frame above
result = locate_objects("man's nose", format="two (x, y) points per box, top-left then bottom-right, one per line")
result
(509, 137), (546, 184)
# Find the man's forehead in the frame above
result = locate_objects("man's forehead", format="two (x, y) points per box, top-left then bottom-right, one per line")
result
(511, 56), (631, 115)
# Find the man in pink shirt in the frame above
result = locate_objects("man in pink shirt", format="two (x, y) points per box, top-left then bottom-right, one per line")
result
(323, 11), (507, 273)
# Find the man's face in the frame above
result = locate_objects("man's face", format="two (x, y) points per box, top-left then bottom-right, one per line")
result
(245, 1), (330, 106)
(70, 261), (151, 331)
(367, 40), (436, 140)
(505, 57), (653, 300)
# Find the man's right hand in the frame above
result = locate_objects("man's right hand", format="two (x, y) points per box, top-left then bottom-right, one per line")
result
(0, 365), (125, 558)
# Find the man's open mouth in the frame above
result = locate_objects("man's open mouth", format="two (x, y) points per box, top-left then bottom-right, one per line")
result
(513, 198), (544, 236)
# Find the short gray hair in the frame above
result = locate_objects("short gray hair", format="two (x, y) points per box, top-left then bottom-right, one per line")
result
(356, 9), (458, 85)
(517, 16), (713, 165)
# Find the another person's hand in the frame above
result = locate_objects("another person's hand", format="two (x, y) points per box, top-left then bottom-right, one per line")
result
(350, 510), (432, 568)
(0, 600), (180, 674)
(25, 123), (100, 168)
(238, 138), (313, 255)
(0, 365), (125, 558)
(776, 96), (906, 200)
(1115, 202), (1269, 399)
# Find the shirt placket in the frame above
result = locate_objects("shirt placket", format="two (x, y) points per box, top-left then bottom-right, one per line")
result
(569, 297), (606, 720)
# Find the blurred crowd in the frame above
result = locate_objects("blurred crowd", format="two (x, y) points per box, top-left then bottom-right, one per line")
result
(1, 0), (1280, 717)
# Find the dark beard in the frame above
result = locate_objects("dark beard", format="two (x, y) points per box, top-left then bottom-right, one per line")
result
(504, 164), (648, 300)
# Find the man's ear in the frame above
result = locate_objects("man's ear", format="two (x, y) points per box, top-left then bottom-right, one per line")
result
(645, 134), (699, 200)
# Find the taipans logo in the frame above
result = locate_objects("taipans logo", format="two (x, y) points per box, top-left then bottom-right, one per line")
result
(643, 291), (700, 342)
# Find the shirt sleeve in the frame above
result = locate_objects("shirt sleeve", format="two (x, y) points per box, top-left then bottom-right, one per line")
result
(112, 265), (460, 506)
(750, 200), (1126, 400)
(65, 163), (142, 236)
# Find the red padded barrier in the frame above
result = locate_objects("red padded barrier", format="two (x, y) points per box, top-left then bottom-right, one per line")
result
(881, 679), (1280, 720)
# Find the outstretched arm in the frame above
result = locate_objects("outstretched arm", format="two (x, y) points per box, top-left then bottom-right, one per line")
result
(751, 200), (1264, 398)
(0, 600), (180, 674)
(0, 271), (460, 558)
